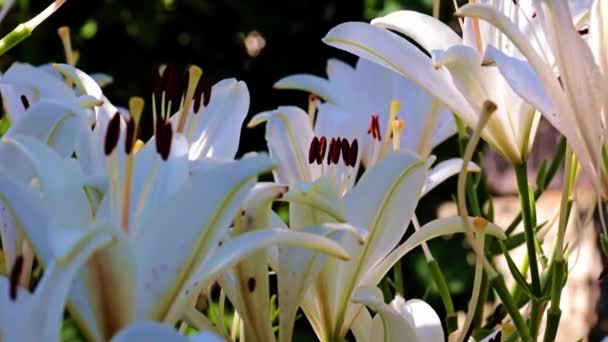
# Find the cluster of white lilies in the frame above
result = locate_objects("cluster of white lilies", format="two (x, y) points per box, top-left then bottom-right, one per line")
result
(0, 0), (603, 341)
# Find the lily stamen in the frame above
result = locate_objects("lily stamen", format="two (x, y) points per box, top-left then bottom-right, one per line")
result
(121, 97), (144, 232)
(468, 0), (484, 53)
(176, 65), (203, 133)
(308, 94), (318, 125)
(379, 100), (400, 159)
(391, 118), (405, 151)
(57, 26), (77, 67)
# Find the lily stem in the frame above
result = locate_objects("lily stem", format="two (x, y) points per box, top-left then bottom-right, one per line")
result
(514, 161), (542, 337)
(543, 145), (573, 342)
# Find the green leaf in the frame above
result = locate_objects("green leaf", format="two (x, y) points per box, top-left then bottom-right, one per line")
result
(498, 241), (534, 299)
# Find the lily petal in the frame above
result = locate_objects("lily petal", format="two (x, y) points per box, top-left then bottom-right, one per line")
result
(483, 45), (556, 125)
(371, 10), (462, 52)
(276, 223), (365, 342)
(133, 154), (274, 321)
(186, 79), (249, 160)
(351, 287), (418, 342)
(3, 135), (90, 230)
(167, 226), (352, 325)
(274, 74), (338, 102)
(324, 151), (427, 337)
(421, 158), (480, 197)
(248, 106), (315, 184)
(0, 227), (116, 341)
(361, 216), (506, 288)
(322, 22), (477, 123)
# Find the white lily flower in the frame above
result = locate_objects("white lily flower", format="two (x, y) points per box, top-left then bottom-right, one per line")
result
(0, 130), (271, 339)
(132, 64), (250, 162)
(0, 225), (116, 341)
(320, 1), (575, 164)
(213, 183), (354, 342)
(274, 57), (456, 161)
(1, 101), (353, 341)
(455, 0), (608, 196)
(279, 175), (507, 342)
(351, 286), (444, 342)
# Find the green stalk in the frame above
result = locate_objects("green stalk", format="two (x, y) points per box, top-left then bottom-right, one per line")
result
(428, 259), (458, 333)
(491, 275), (532, 342)
(543, 145), (574, 342)
(505, 138), (566, 236)
(514, 162), (542, 337)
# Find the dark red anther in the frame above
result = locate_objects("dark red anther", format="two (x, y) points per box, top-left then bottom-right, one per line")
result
(367, 115), (382, 141)
(161, 64), (179, 101)
(349, 139), (358, 167)
(9, 255), (24, 301)
(193, 77), (213, 113)
(331, 137), (341, 164)
(341, 138), (350, 166)
(308, 137), (320, 164)
(373, 115), (382, 141)
(144, 69), (161, 98)
(20, 95), (30, 110)
(327, 138), (336, 164)
(155, 122), (173, 161)
(124, 117), (136, 154)
(104, 112), (122, 156)
(317, 136), (327, 164)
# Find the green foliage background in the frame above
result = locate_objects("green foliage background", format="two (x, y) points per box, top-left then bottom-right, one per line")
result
(1, 0), (481, 340)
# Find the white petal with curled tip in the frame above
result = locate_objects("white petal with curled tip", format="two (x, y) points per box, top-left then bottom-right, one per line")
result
(360, 216), (507, 287)
(110, 321), (224, 342)
(165, 227), (352, 325)
(248, 106), (315, 184)
(390, 297), (444, 342)
(0, 227), (115, 342)
(274, 74), (339, 102)
(421, 158), (480, 197)
(322, 22), (477, 123)
(3, 135), (90, 230)
(186, 78), (249, 160)
(0, 62), (74, 102)
(133, 155), (274, 321)
(53, 63), (104, 102)
(351, 286), (419, 342)
(371, 10), (462, 52)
